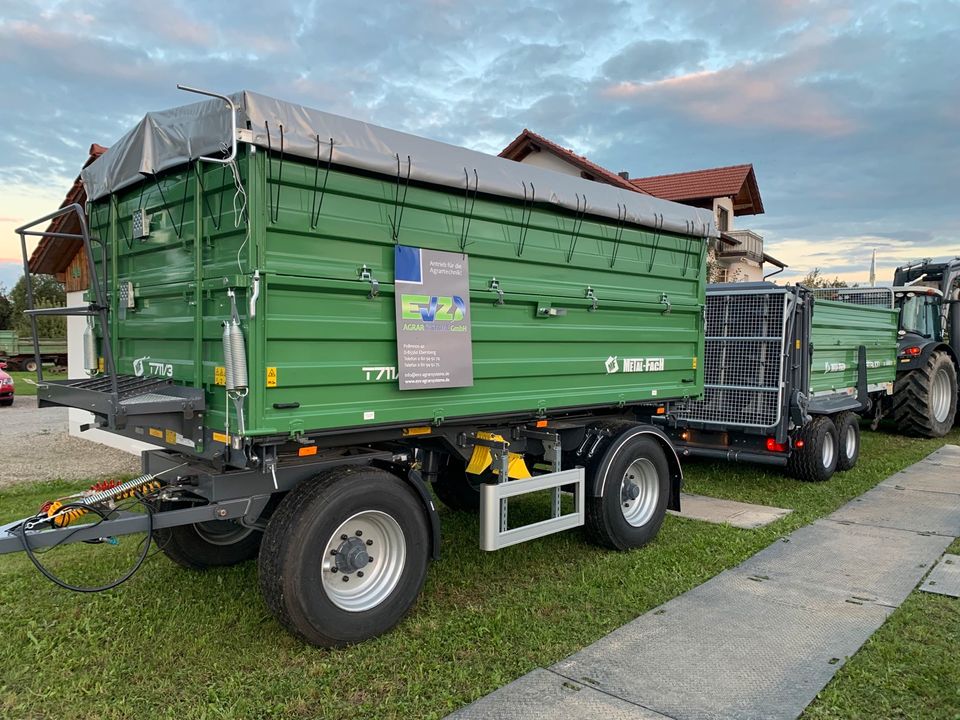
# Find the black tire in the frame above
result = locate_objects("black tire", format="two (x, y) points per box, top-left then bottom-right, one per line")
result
(430, 454), (483, 512)
(835, 412), (860, 472)
(154, 515), (262, 570)
(892, 350), (958, 438)
(24, 359), (38, 373)
(0, 399), (12, 407)
(258, 465), (430, 647)
(584, 431), (670, 551)
(787, 416), (839, 482)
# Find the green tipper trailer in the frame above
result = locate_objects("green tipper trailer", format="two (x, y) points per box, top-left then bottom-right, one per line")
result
(0, 330), (67, 372)
(656, 282), (899, 482)
(4, 88), (714, 646)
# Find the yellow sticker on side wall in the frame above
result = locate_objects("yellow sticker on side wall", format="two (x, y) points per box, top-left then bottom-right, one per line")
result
(214, 366), (226, 386)
(266, 367), (278, 388)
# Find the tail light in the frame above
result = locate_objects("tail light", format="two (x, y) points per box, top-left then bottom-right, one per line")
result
(901, 346), (922, 357)
(766, 437), (787, 452)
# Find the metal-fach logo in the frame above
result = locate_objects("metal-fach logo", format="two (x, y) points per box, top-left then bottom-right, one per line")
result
(133, 356), (173, 378)
(401, 294), (467, 322)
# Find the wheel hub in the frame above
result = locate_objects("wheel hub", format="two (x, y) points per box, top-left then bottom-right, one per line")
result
(333, 536), (371, 574)
(321, 510), (405, 613)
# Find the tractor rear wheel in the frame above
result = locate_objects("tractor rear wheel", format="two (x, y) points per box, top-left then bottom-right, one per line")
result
(892, 350), (958, 438)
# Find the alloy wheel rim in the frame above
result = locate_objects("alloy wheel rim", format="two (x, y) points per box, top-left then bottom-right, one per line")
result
(321, 510), (406, 612)
(931, 367), (952, 423)
(845, 425), (857, 459)
(822, 431), (836, 469)
(194, 519), (257, 546)
(619, 458), (660, 527)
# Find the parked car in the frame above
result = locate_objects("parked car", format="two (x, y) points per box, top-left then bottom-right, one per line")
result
(0, 361), (14, 406)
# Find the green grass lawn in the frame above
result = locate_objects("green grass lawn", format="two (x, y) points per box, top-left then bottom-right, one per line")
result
(4, 369), (67, 397)
(0, 426), (956, 720)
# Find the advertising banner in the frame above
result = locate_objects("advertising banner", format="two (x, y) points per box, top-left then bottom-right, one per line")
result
(394, 246), (473, 390)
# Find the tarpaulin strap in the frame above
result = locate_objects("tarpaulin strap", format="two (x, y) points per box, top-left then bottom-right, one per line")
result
(466, 432), (532, 480)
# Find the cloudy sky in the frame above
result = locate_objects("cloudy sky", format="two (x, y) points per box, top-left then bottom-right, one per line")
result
(1, 0), (958, 289)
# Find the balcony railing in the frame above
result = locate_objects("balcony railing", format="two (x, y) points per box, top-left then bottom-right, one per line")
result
(719, 229), (764, 262)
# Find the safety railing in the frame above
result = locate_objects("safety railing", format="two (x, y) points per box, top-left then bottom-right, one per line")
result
(16, 203), (119, 398)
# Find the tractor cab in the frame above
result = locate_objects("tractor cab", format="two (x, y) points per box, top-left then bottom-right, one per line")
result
(893, 286), (945, 354)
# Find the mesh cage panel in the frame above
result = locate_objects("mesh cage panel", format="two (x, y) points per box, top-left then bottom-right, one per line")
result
(675, 291), (789, 428)
(811, 287), (894, 308)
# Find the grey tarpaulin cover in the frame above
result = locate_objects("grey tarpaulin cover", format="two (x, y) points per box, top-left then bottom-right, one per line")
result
(82, 90), (717, 239)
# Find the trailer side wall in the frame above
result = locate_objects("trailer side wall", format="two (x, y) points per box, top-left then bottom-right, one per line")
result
(87, 146), (707, 437)
(809, 299), (898, 394)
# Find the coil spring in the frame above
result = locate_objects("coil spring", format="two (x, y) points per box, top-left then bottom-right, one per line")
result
(224, 321), (248, 391)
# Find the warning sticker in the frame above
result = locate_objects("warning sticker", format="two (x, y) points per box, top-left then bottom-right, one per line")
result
(214, 366), (226, 386)
(266, 367), (278, 388)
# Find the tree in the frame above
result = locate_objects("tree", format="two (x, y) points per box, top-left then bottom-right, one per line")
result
(0, 286), (11, 330)
(9, 274), (65, 338)
(801, 268), (850, 289)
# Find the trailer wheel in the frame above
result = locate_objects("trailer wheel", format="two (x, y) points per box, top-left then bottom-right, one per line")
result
(154, 514), (262, 570)
(585, 433), (670, 551)
(258, 465), (430, 647)
(892, 351), (958, 438)
(835, 412), (861, 472)
(24, 359), (38, 373)
(430, 455), (482, 512)
(787, 416), (839, 482)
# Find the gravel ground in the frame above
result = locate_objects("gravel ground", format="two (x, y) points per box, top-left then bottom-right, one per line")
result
(0, 397), (140, 489)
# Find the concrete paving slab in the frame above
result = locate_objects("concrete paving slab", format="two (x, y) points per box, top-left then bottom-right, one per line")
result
(880, 464), (960, 496)
(920, 553), (960, 598)
(553, 569), (891, 720)
(736, 519), (953, 607)
(669, 493), (792, 529)
(447, 668), (671, 720)
(829, 485), (960, 536)
(926, 444), (960, 468)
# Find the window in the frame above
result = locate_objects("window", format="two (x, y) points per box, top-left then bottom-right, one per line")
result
(717, 206), (730, 232)
(898, 294), (938, 338)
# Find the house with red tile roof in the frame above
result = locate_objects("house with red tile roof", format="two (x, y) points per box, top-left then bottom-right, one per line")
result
(499, 130), (785, 282)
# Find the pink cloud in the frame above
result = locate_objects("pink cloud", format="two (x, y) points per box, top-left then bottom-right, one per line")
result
(601, 50), (859, 137)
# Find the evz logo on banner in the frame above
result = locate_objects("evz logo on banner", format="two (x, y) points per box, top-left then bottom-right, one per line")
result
(394, 246), (473, 390)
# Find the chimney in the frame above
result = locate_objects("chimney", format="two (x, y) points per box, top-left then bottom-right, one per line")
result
(618, 171), (630, 180)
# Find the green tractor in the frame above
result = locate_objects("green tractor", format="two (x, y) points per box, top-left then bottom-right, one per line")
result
(889, 258), (960, 437)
